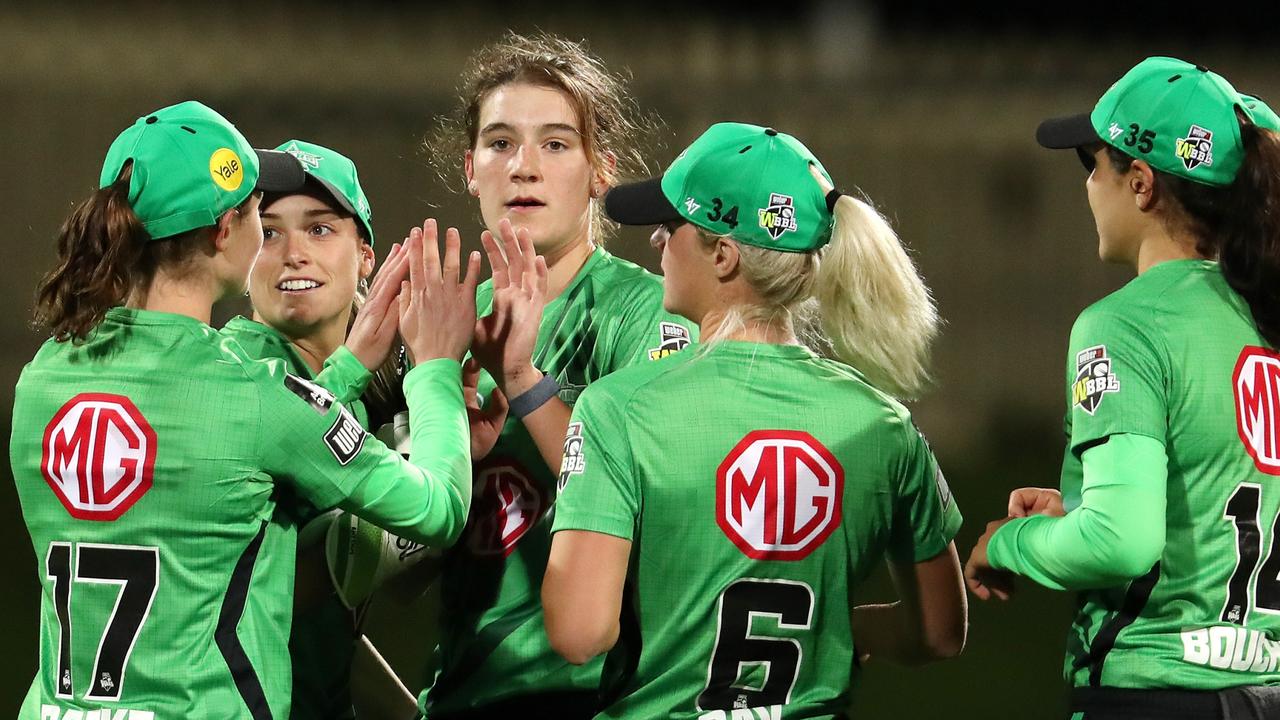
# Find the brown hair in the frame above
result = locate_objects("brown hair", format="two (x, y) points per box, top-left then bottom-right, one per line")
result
(425, 30), (659, 239)
(1105, 111), (1280, 347)
(34, 165), (212, 343)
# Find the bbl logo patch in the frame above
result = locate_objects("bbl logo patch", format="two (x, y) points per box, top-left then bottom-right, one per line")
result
(324, 407), (366, 465)
(559, 422), (586, 491)
(649, 322), (692, 360)
(1176, 125), (1214, 171)
(1072, 345), (1120, 415)
(758, 193), (799, 240)
(284, 374), (336, 415)
(283, 141), (323, 169)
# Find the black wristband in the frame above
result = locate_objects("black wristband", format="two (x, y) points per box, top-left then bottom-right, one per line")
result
(508, 373), (560, 419)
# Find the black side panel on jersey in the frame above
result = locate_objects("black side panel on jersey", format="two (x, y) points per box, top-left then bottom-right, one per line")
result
(215, 522), (272, 720)
(1080, 563), (1162, 687)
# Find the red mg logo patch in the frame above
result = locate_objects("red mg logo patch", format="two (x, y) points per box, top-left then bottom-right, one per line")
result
(1234, 346), (1280, 475)
(41, 394), (157, 520)
(467, 460), (544, 557)
(716, 430), (844, 561)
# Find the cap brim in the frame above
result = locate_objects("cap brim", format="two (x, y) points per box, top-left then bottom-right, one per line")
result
(309, 175), (359, 216)
(604, 178), (682, 226)
(254, 149), (306, 193)
(1035, 113), (1100, 149)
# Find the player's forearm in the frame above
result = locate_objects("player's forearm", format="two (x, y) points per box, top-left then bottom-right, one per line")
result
(314, 344), (374, 403)
(519, 394), (574, 475)
(989, 434), (1167, 590)
(338, 360), (471, 546)
(851, 602), (942, 666)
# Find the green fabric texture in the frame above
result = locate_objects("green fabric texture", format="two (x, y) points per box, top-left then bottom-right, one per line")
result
(277, 139), (376, 245)
(1020, 260), (1280, 691)
(100, 101), (263, 239)
(13, 307), (470, 718)
(661, 122), (835, 252)
(552, 340), (961, 719)
(219, 316), (373, 720)
(423, 247), (697, 717)
(1090, 57), (1248, 186)
(988, 433), (1168, 590)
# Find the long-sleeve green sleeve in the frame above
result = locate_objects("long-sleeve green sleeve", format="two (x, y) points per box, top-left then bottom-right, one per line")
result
(987, 433), (1167, 590)
(257, 356), (471, 548)
(313, 345), (373, 403)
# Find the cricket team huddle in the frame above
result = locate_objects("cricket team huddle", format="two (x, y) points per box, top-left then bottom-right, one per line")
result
(12, 31), (1280, 720)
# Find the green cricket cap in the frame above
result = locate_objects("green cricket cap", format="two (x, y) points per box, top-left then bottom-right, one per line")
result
(276, 140), (375, 246)
(1036, 56), (1247, 186)
(100, 100), (305, 240)
(1241, 93), (1280, 132)
(605, 122), (835, 252)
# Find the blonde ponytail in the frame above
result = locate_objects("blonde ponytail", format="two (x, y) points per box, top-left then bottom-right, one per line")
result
(812, 195), (938, 398)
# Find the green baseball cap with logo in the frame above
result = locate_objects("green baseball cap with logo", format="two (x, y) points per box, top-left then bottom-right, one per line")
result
(100, 101), (305, 240)
(276, 140), (376, 246)
(605, 122), (835, 252)
(1036, 56), (1249, 187)
(1241, 93), (1280, 132)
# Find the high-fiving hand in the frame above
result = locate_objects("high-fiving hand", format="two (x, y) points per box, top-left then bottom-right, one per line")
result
(471, 218), (550, 397)
(398, 220), (482, 364)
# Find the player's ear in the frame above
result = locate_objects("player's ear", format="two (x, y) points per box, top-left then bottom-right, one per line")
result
(212, 208), (237, 252)
(357, 240), (375, 280)
(464, 150), (479, 197)
(712, 237), (740, 280)
(1130, 160), (1157, 212)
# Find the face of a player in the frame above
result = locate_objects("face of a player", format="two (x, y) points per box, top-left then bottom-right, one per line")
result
(655, 222), (715, 322)
(1085, 146), (1142, 266)
(466, 83), (602, 258)
(222, 192), (265, 298)
(251, 193), (372, 340)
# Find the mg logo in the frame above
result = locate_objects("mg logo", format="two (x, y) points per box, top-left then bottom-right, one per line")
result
(467, 460), (544, 557)
(716, 430), (844, 561)
(41, 394), (157, 520)
(1235, 346), (1280, 475)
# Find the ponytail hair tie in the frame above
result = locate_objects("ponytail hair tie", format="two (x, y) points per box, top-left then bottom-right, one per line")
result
(825, 188), (845, 213)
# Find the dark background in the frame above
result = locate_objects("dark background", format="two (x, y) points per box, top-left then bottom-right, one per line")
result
(4, 2), (1278, 717)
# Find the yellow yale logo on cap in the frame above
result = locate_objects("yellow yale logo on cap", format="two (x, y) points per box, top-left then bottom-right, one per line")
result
(209, 148), (244, 191)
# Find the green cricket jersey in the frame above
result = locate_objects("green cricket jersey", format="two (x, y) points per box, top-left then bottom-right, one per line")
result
(552, 340), (962, 720)
(13, 307), (471, 720)
(424, 247), (695, 717)
(220, 316), (371, 720)
(1054, 260), (1280, 689)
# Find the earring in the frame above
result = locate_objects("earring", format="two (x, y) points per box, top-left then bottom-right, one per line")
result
(467, 181), (479, 195)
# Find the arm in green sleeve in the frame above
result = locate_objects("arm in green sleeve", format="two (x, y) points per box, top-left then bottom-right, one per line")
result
(334, 358), (472, 547)
(987, 433), (1167, 590)
(313, 345), (374, 403)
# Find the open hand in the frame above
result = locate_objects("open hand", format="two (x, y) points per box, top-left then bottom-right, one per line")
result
(398, 220), (481, 364)
(463, 357), (509, 460)
(345, 241), (408, 371)
(471, 218), (549, 397)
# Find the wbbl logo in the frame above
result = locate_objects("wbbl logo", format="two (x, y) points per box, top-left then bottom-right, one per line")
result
(559, 422), (585, 491)
(1176, 125), (1214, 171)
(324, 407), (366, 465)
(758, 193), (798, 240)
(1234, 346), (1280, 475)
(41, 393), (157, 520)
(716, 430), (844, 561)
(649, 322), (692, 360)
(1072, 345), (1120, 415)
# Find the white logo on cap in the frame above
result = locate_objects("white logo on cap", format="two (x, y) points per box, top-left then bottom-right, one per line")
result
(684, 197), (701, 214)
(283, 142), (322, 169)
(1108, 123), (1124, 140)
